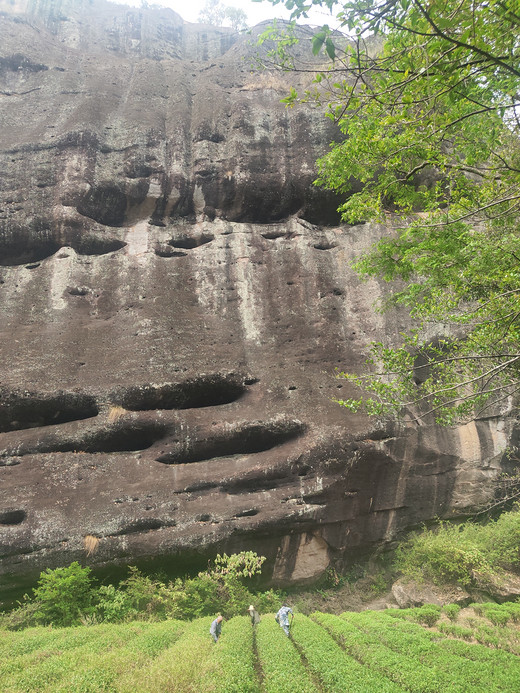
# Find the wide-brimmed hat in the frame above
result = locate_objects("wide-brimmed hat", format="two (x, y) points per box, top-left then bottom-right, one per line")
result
(248, 605), (255, 610)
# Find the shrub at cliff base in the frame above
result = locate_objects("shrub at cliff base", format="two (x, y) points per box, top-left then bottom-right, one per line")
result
(0, 552), (282, 629)
(32, 562), (95, 627)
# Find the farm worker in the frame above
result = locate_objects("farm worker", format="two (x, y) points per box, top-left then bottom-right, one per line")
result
(275, 604), (293, 636)
(248, 604), (260, 626)
(210, 614), (223, 643)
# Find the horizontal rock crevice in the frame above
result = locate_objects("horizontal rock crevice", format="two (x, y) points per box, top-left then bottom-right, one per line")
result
(0, 509), (26, 525)
(114, 374), (249, 411)
(0, 421), (170, 457)
(156, 419), (306, 465)
(0, 391), (99, 432)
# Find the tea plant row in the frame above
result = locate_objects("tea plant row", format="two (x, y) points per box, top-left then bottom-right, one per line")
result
(1, 607), (520, 692)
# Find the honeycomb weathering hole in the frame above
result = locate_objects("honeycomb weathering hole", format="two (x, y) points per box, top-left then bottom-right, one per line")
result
(313, 241), (337, 251)
(111, 519), (169, 536)
(76, 184), (127, 226)
(73, 237), (127, 256)
(168, 234), (214, 250)
(0, 509), (26, 525)
(0, 238), (126, 266)
(224, 477), (279, 494)
(117, 374), (247, 411)
(2, 422), (170, 457)
(234, 508), (259, 518)
(0, 240), (62, 266)
(0, 391), (99, 432)
(261, 230), (286, 240)
(57, 421), (169, 454)
(156, 419), (306, 464)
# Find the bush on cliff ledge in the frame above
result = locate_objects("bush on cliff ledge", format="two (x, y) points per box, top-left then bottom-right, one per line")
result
(395, 507), (520, 587)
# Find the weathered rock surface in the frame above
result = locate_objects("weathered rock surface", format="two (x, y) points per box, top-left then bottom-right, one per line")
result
(391, 577), (471, 608)
(392, 571), (520, 607)
(0, 0), (517, 601)
(470, 570), (520, 602)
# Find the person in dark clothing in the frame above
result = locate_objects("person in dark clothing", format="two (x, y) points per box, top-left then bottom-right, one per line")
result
(210, 614), (223, 642)
(248, 604), (260, 626)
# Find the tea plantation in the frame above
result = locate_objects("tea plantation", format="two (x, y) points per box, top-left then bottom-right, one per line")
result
(1, 603), (519, 692)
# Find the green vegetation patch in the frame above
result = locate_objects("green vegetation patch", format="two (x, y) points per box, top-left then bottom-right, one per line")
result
(291, 614), (404, 692)
(1, 623), (145, 692)
(382, 607), (520, 656)
(118, 616), (213, 693)
(2, 606), (520, 692)
(0, 624), (102, 660)
(339, 611), (520, 692)
(256, 614), (316, 693)
(395, 510), (520, 587)
(50, 620), (184, 693)
(196, 615), (259, 693)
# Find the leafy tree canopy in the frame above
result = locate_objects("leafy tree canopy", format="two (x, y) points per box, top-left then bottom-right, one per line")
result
(199, 0), (248, 31)
(260, 0), (520, 424)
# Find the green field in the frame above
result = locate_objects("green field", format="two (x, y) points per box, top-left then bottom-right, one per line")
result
(1, 605), (519, 692)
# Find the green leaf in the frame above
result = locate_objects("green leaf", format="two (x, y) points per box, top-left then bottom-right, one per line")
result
(311, 31), (326, 55)
(325, 37), (336, 60)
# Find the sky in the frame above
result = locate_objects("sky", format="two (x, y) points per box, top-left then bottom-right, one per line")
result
(108, 0), (338, 27)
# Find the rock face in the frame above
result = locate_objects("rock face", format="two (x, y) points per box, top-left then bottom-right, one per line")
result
(0, 0), (516, 600)
(391, 578), (471, 608)
(391, 572), (520, 607)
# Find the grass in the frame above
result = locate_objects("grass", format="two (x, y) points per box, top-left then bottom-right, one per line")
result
(256, 615), (316, 693)
(339, 610), (520, 692)
(197, 615), (259, 693)
(118, 617), (213, 693)
(291, 614), (405, 692)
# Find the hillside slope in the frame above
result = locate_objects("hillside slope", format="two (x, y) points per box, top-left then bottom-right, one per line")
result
(1, 606), (519, 692)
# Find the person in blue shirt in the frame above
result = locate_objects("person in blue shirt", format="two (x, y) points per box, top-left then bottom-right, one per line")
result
(275, 604), (293, 636)
(210, 614), (223, 642)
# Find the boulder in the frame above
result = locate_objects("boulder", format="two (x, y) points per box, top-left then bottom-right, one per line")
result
(391, 578), (471, 608)
(471, 570), (520, 602)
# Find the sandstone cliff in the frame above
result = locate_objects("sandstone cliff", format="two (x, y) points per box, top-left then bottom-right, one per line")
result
(0, 0), (515, 602)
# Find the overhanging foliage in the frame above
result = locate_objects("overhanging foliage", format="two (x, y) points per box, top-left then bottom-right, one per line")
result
(260, 0), (520, 424)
